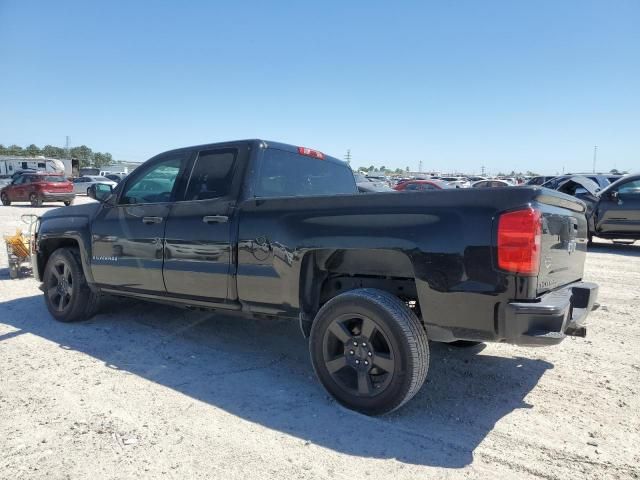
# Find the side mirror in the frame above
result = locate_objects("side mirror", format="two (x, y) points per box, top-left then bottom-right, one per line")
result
(88, 183), (113, 202)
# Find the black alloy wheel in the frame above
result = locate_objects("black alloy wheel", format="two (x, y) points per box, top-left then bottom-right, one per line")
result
(46, 257), (74, 313)
(322, 313), (396, 398)
(310, 288), (429, 415)
(42, 247), (101, 322)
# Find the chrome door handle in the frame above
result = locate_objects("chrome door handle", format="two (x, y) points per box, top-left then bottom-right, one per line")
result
(142, 216), (163, 224)
(202, 215), (228, 224)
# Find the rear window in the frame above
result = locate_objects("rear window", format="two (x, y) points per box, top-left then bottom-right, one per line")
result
(42, 176), (66, 183)
(255, 149), (357, 198)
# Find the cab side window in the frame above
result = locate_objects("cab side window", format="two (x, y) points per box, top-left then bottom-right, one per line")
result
(618, 179), (640, 195)
(120, 156), (184, 205)
(184, 149), (237, 201)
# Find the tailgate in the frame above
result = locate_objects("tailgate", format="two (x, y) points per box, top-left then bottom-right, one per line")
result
(43, 181), (72, 192)
(536, 197), (588, 295)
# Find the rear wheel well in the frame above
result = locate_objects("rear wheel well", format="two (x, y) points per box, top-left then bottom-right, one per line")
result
(299, 250), (422, 336)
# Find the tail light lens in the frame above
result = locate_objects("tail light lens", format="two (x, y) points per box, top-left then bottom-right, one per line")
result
(497, 208), (542, 275)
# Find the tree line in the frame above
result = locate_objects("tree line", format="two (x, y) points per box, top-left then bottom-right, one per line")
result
(0, 143), (115, 168)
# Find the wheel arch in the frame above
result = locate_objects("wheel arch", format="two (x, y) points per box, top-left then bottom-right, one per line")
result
(298, 248), (421, 337)
(37, 219), (95, 285)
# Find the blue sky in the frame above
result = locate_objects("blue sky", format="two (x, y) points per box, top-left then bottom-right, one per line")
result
(1, 1), (638, 174)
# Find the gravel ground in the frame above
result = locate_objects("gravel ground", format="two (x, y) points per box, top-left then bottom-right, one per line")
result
(1, 197), (639, 480)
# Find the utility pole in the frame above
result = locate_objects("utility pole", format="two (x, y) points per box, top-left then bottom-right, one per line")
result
(65, 136), (71, 159)
(592, 145), (598, 173)
(418, 160), (423, 173)
(344, 149), (351, 165)
(481, 165), (486, 176)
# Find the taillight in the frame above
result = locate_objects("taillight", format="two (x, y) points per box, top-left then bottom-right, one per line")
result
(497, 208), (542, 275)
(297, 146), (325, 160)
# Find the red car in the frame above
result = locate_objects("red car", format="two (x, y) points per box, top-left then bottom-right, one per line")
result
(1, 172), (75, 207)
(394, 179), (453, 191)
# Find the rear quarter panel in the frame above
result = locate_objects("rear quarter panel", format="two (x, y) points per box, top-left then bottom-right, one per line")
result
(236, 190), (528, 339)
(235, 187), (588, 341)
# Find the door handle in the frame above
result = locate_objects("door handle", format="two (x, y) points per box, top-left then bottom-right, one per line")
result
(202, 215), (228, 224)
(142, 216), (163, 224)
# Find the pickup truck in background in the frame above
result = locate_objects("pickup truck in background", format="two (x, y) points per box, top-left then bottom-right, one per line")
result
(587, 174), (640, 243)
(543, 174), (640, 244)
(31, 140), (598, 415)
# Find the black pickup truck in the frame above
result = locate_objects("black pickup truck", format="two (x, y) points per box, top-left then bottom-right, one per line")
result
(32, 140), (598, 414)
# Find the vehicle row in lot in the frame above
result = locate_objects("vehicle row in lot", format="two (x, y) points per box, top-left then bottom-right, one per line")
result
(32, 139), (598, 415)
(393, 179), (452, 191)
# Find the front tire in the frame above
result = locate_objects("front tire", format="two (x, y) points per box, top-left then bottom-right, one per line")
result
(1, 193), (10, 206)
(64, 199), (73, 206)
(309, 288), (429, 415)
(43, 247), (101, 322)
(30, 193), (43, 207)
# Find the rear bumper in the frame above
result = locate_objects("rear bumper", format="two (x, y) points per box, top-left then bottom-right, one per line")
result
(504, 281), (599, 345)
(40, 192), (75, 202)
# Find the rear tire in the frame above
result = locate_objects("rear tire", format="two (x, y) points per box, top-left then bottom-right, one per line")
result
(30, 193), (42, 207)
(309, 288), (429, 415)
(42, 247), (101, 322)
(1, 193), (10, 206)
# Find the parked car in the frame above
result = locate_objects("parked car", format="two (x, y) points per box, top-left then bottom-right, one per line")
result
(105, 173), (127, 183)
(439, 176), (471, 188)
(99, 170), (128, 177)
(542, 174), (610, 191)
(72, 176), (118, 195)
(606, 174), (626, 184)
(32, 139), (598, 415)
(354, 173), (394, 193)
(525, 176), (556, 186)
(365, 174), (389, 185)
(1, 172), (74, 207)
(394, 179), (452, 191)
(497, 177), (518, 185)
(471, 179), (511, 188)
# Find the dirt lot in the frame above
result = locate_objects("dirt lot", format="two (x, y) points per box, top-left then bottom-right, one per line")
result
(1, 197), (639, 480)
